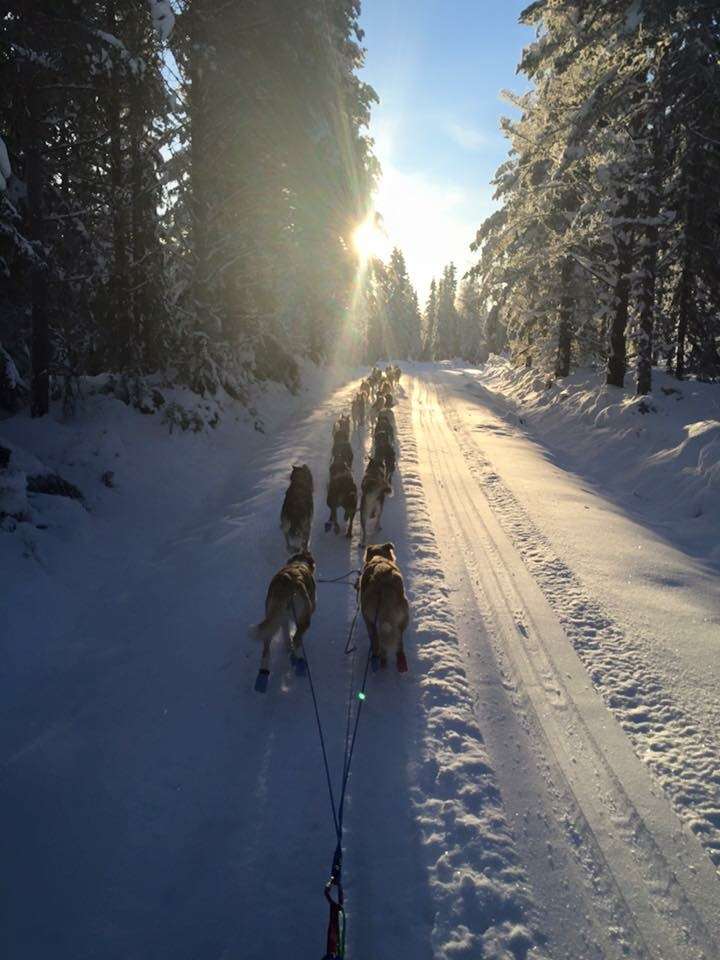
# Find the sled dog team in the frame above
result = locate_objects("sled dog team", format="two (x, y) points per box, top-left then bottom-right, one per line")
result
(250, 366), (409, 685)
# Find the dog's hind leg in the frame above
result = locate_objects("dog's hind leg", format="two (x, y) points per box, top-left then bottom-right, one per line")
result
(345, 505), (355, 538)
(326, 505), (337, 534)
(291, 613), (311, 676)
(396, 630), (408, 672)
(259, 633), (272, 676)
(374, 505), (383, 533)
(364, 615), (380, 660)
(293, 621), (308, 661)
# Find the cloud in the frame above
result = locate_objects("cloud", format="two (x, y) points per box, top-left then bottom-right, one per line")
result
(447, 121), (489, 152)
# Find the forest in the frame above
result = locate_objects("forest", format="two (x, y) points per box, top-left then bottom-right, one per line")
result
(1, 1), (378, 416)
(2, 1), (720, 423)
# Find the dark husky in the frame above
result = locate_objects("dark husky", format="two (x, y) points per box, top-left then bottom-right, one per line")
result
(280, 464), (314, 554)
(326, 459), (357, 536)
(331, 437), (353, 469)
(332, 414), (351, 443)
(373, 429), (396, 482)
(376, 409), (395, 443)
(359, 457), (392, 546)
(351, 392), (366, 428)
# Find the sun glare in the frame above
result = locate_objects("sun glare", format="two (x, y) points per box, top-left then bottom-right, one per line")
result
(352, 213), (390, 263)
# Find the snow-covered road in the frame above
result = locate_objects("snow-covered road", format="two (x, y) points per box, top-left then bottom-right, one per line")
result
(3, 363), (720, 960)
(408, 370), (720, 959)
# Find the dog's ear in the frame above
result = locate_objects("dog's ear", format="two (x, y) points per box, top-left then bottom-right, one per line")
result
(290, 550), (315, 569)
(379, 541), (396, 560)
(364, 545), (380, 563)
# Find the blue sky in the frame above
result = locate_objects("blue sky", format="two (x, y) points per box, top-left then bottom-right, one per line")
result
(357, 0), (533, 300)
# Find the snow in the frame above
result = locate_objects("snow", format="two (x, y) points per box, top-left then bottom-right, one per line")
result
(0, 135), (11, 192)
(408, 370), (720, 957)
(422, 359), (720, 871)
(470, 357), (720, 566)
(2, 360), (720, 959)
(149, 0), (175, 42)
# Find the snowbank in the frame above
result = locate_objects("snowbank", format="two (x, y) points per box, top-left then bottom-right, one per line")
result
(0, 362), (348, 587)
(464, 357), (720, 567)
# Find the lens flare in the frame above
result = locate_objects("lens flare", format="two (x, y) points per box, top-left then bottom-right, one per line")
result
(352, 212), (390, 263)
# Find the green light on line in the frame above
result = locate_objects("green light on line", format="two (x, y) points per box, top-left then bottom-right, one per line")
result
(357, 692), (366, 701)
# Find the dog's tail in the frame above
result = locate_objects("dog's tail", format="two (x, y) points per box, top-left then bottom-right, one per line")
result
(248, 609), (286, 643)
(248, 595), (298, 642)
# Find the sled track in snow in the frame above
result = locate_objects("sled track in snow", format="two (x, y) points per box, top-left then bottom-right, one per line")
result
(435, 379), (720, 872)
(409, 375), (720, 960)
(390, 394), (548, 959)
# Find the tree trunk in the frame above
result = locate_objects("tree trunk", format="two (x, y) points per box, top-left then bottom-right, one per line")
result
(674, 138), (702, 382)
(675, 260), (691, 381)
(637, 106), (662, 396)
(129, 86), (145, 369)
(606, 270), (631, 387)
(554, 255), (574, 378)
(188, 0), (212, 329)
(128, 6), (151, 372)
(636, 130), (662, 396)
(636, 234), (657, 395)
(24, 15), (49, 417)
(107, 2), (130, 369)
(606, 198), (637, 387)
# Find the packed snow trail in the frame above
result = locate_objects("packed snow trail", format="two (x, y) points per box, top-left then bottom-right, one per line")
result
(1, 372), (542, 960)
(407, 373), (720, 959)
(3, 363), (720, 959)
(426, 363), (720, 868)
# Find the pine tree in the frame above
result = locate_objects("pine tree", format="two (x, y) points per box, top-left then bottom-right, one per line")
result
(422, 279), (438, 359)
(384, 248), (421, 359)
(434, 263), (458, 359)
(471, 0), (720, 389)
(0, 0), (379, 415)
(457, 274), (486, 362)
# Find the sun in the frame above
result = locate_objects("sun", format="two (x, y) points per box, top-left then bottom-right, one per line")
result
(351, 211), (390, 263)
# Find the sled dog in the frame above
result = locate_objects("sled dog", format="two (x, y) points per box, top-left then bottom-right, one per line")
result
(249, 551), (316, 674)
(326, 460), (357, 537)
(280, 464), (314, 553)
(360, 457), (392, 545)
(359, 542), (409, 670)
(351, 392), (365, 428)
(331, 437), (353, 469)
(373, 429), (396, 482)
(332, 414), (351, 443)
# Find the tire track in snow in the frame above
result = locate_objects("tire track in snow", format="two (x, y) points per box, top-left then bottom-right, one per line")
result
(438, 381), (720, 871)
